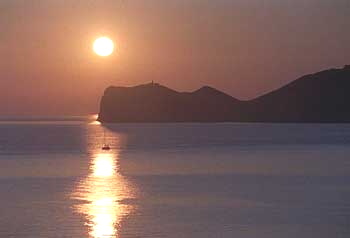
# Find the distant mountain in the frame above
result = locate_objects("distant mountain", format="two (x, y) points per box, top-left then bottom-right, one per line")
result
(98, 65), (350, 123)
(247, 65), (350, 122)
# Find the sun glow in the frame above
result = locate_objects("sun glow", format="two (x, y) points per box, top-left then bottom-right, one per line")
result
(93, 37), (114, 57)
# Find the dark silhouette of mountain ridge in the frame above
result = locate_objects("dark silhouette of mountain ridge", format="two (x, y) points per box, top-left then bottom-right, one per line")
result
(98, 65), (350, 123)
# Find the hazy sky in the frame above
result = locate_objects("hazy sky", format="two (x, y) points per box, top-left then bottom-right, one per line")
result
(1, 0), (350, 115)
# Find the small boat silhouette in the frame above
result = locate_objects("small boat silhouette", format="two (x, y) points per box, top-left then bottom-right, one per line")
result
(102, 144), (111, 150)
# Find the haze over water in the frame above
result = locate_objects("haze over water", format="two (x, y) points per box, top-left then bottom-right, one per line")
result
(0, 118), (350, 237)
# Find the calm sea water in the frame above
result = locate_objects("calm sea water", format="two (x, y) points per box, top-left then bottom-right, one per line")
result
(0, 119), (349, 238)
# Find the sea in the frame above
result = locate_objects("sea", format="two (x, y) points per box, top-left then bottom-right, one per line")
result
(0, 116), (349, 238)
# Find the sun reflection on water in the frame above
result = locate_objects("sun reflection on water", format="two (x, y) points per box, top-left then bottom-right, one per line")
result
(92, 153), (116, 177)
(72, 128), (135, 238)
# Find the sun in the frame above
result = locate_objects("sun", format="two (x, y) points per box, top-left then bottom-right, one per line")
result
(93, 37), (114, 57)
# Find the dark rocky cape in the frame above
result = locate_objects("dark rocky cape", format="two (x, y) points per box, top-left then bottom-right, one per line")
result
(98, 65), (350, 123)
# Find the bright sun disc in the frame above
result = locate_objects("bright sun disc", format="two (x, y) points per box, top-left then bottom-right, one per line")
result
(93, 37), (114, 57)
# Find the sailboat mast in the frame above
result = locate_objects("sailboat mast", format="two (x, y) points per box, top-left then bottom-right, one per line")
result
(103, 128), (106, 145)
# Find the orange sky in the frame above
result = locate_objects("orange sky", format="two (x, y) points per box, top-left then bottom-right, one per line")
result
(1, 0), (350, 116)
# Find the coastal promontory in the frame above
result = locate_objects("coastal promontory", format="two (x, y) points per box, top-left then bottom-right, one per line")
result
(98, 65), (350, 123)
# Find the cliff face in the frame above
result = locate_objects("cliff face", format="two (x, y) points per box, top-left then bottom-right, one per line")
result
(98, 83), (246, 122)
(98, 65), (350, 123)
